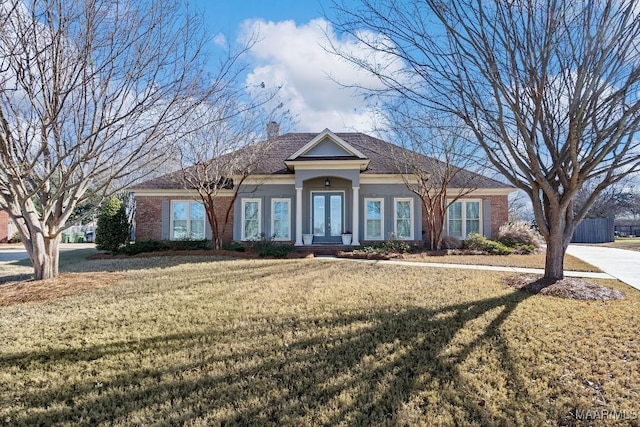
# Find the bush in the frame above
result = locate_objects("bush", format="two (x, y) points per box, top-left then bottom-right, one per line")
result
(259, 244), (294, 258)
(118, 240), (168, 255)
(165, 239), (210, 251)
(498, 221), (544, 250)
(221, 241), (246, 252)
(440, 235), (463, 250)
(95, 196), (130, 253)
(464, 233), (513, 255)
(8, 231), (22, 243)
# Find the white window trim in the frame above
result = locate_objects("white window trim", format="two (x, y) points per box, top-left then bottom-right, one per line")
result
(447, 199), (483, 239)
(170, 200), (205, 241)
(241, 198), (262, 241)
(271, 198), (291, 241)
(364, 197), (384, 240)
(393, 197), (414, 240)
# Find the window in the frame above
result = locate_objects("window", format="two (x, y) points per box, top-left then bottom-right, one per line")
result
(171, 201), (205, 240)
(364, 198), (384, 240)
(271, 198), (291, 240)
(242, 199), (261, 240)
(447, 200), (482, 238)
(394, 198), (414, 240)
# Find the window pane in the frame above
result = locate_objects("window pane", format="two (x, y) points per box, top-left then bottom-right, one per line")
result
(245, 220), (259, 239)
(367, 220), (381, 238)
(244, 201), (258, 220)
(190, 220), (205, 240)
(173, 220), (188, 239)
(397, 200), (411, 219)
(273, 200), (289, 239)
(397, 219), (411, 238)
(466, 219), (480, 236)
(448, 201), (462, 220)
(330, 195), (342, 236)
(448, 219), (462, 236)
(466, 202), (480, 220)
(313, 195), (325, 236)
(367, 200), (381, 220)
(173, 202), (187, 220)
(190, 202), (205, 220)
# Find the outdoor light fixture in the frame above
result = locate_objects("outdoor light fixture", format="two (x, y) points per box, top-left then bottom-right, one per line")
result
(325, 178), (331, 187)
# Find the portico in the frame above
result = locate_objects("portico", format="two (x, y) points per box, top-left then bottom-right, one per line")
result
(284, 129), (369, 246)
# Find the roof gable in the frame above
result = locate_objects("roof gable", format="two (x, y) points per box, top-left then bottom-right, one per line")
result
(287, 128), (367, 160)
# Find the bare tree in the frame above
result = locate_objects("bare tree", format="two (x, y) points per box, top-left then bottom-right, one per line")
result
(383, 108), (484, 249)
(573, 177), (636, 219)
(331, 0), (640, 280)
(178, 99), (288, 249)
(0, 0), (227, 279)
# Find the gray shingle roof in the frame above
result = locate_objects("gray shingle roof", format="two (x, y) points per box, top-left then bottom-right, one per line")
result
(132, 132), (511, 190)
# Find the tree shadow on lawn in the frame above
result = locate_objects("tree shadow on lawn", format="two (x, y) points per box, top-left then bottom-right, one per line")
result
(2, 283), (572, 426)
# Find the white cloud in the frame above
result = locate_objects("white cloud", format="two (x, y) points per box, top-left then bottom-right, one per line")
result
(212, 32), (227, 48)
(238, 18), (398, 133)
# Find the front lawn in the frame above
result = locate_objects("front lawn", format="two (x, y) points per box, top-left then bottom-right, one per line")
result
(1, 257), (638, 426)
(602, 237), (640, 252)
(402, 252), (600, 272)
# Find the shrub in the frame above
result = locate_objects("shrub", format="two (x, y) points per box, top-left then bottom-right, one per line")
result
(440, 235), (463, 250)
(259, 244), (294, 258)
(222, 241), (246, 252)
(118, 240), (168, 255)
(8, 231), (22, 243)
(464, 233), (513, 255)
(498, 221), (544, 250)
(95, 196), (130, 253)
(382, 233), (413, 253)
(165, 239), (210, 251)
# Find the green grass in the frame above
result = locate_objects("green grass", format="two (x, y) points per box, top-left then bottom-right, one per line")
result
(1, 256), (638, 426)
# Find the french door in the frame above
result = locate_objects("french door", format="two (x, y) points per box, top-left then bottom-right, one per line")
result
(312, 192), (343, 243)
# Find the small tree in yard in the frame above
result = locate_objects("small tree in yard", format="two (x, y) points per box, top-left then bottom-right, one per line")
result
(331, 0), (640, 280)
(383, 107), (484, 250)
(95, 196), (129, 253)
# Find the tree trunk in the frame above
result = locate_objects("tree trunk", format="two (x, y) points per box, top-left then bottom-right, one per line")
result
(542, 204), (574, 282)
(28, 234), (60, 280)
(543, 233), (566, 281)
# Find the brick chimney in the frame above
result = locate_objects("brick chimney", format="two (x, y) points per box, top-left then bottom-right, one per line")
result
(267, 121), (280, 140)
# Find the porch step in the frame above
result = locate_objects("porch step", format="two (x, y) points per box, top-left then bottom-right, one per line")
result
(297, 244), (358, 256)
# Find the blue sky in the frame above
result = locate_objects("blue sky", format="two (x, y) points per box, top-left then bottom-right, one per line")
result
(188, 0), (389, 133)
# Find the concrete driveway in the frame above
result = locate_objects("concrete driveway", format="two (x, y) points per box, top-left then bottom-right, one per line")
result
(567, 244), (640, 291)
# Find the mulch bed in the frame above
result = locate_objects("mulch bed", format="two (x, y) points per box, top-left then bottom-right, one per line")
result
(502, 274), (624, 301)
(0, 272), (126, 306)
(87, 249), (314, 261)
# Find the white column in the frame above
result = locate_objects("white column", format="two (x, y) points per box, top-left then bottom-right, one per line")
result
(295, 187), (303, 246)
(352, 186), (360, 245)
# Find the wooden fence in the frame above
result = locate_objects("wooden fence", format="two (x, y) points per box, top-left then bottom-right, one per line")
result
(571, 217), (615, 243)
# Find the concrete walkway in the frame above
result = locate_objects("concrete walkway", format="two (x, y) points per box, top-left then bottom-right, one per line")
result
(567, 244), (640, 291)
(322, 256), (614, 280)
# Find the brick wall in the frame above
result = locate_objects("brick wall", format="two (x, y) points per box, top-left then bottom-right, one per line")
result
(484, 194), (509, 238)
(0, 210), (8, 243)
(134, 196), (234, 243)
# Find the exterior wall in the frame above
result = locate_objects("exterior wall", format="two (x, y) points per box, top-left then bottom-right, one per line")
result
(0, 210), (8, 243)
(485, 194), (509, 238)
(134, 195), (234, 243)
(420, 194), (510, 243)
(359, 184), (422, 241)
(234, 180), (423, 243)
(234, 184), (298, 241)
